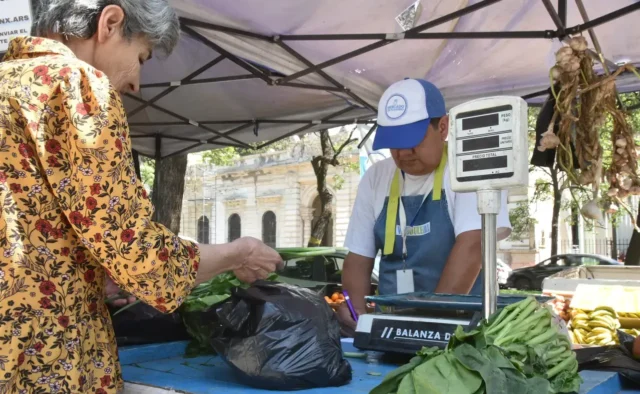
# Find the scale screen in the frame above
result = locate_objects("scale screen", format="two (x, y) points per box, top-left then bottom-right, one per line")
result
(454, 105), (514, 183)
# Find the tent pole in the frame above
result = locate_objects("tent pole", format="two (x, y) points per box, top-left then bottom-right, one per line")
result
(256, 107), (357, 149)
(357, 124), (378, 150)
(208, 122), (254, 144)
(163, 143), (203, 159)
(129, 56), (225, 117)
(541, 0), (565, 34)
(125, 94), (251, 148)
(274, 39), (377, 112)
(180, 24), (273, 85)
(277, 0), (504, 84)
(558, 0), (567, 27)
(565, 2), (640, 35)
(140, 75), (257, 89)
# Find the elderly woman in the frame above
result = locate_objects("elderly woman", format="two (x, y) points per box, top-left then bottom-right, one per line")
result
(0, 1), (283, 393)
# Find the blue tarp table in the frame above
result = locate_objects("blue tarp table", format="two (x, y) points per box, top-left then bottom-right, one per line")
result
(120, 339), (640, 394)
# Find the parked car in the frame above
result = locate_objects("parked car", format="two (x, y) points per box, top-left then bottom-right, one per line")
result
(506, 254), (621, 290)
(277, 249), (379, 289)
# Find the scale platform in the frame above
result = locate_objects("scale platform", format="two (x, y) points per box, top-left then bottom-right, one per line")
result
(354, 292), (552, 354)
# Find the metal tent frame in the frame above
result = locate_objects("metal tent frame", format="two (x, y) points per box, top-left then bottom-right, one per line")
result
(126, 0), (640, 161)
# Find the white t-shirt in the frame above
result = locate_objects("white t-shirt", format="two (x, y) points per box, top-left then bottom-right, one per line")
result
(344, 158), (511, 259)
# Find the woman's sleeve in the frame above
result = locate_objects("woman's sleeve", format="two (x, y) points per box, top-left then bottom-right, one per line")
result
(38, 67), (200, 313)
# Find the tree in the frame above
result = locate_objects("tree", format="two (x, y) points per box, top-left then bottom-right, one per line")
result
(151, 155), (189, 234)
(307, 127), (358, 246)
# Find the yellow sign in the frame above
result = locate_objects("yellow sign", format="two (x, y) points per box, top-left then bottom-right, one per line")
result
(0, 0), (33, 52)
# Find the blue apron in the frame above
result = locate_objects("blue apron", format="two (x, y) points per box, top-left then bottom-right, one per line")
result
(373, 150), (482, 296)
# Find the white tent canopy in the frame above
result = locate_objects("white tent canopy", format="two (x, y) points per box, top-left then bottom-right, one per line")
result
(124, 0), (640, 159)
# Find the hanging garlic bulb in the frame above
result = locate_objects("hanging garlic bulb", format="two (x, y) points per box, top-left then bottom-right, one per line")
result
(607, 187), (619, 197)
(538, 130), (561, 152)
(630, 186), (640, 196)
(568, 36), (588, 52)
(581, 199), (603, 221)
(550, 66), (562, 80)
(555, 47), (574, 63)
(615, 138), (628, 148)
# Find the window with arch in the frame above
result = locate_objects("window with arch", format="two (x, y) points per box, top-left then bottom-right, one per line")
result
(228, 214), (241, 242)
(262, 211), (277, 248)
(197, 216), (210, 244)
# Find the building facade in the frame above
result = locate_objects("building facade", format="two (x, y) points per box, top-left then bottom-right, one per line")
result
(179, 148), (360, 248)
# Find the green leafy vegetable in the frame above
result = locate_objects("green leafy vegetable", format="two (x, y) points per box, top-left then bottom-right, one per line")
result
(370, 297), (582, 394)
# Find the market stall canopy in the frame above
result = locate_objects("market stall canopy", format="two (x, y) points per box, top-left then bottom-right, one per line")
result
(122, 0), (640, 158)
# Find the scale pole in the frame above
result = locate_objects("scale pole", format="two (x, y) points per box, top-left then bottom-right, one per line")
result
(477, 189), (502, 320)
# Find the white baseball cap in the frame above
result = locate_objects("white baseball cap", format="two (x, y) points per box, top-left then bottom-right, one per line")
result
(373, 78), (446, 150)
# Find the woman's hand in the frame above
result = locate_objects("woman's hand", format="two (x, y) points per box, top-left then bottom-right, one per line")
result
(231, 237), (283, 283)
(105, 275), (136, 307)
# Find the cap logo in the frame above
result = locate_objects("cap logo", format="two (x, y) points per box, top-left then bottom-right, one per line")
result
(385, 94), (407, 120)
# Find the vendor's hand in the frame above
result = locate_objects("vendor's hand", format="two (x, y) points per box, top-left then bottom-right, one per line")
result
(336, 303), (363, 338)
(232, 237), (283, 283)
(105, 275), (136, 307)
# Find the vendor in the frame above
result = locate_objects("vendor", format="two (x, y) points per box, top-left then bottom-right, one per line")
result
(338, 79), (511, 334)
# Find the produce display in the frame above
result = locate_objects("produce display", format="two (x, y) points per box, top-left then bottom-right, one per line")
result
(568, 307), (621, 346)
(619, 312), (640, 319)
(371, 297), (581, 394)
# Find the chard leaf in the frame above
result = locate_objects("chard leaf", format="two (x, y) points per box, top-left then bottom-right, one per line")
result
(411, 352), (483, 394)
(370, 354), (426, 394)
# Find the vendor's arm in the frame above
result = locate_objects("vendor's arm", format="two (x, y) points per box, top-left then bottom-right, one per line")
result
(342, 252), (374, 313)
(342, 163), (378, 309)
(434, 190), (512, 294)
(434, 230), (481, 293)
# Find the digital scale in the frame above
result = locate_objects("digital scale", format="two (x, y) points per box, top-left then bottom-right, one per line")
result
(354, 97), (531, 355)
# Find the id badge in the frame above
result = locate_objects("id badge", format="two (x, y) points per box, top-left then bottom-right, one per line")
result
(396, 269), (415, 294)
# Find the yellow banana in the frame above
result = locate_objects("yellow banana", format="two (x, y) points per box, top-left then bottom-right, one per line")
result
(588, 320), (611, 330)
(590, 333), (612, 343)
(593, 315), (619, 330)
(575, 322), (592, 332)
(572, 313), (589, 321)
(590, 327), (612, 336)
(589, 309), (616, 319)
(573, 329), (585, 344)
(594, 306), (618, 317)
(568, 330), (576, 344)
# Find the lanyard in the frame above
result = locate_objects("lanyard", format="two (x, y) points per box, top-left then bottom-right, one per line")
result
(383, 144), (448, 258)
(398, 173), (432, 260)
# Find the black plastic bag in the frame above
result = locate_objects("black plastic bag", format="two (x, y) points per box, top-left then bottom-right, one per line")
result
(109, 302), (190, 347)
(575, 330), (640, 387)
(210, 281), (352, 390)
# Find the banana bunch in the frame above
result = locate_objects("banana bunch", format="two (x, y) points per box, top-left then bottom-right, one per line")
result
(568, 306), (620, 346)
(619, 312), (640, 319)
(621, 328), (640, 337)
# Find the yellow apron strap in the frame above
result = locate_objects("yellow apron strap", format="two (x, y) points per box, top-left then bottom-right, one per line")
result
(432, 143), (448, 201)
(383, 169), (401, 256)
(383, 143), (448, 255)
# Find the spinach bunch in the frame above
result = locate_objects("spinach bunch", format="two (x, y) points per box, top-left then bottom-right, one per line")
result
(370, 297), (582, 394)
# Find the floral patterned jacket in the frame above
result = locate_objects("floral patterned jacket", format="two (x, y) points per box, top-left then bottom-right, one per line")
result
(0, 37), (200, 394)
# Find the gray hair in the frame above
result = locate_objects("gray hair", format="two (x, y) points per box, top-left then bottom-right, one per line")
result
(32, 0), (180, 55)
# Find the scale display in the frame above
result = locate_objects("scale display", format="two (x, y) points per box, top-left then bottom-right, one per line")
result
(448, 96), (528, 193)
(454, 104), (514, 182)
